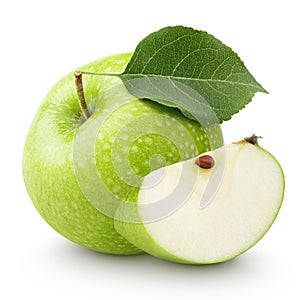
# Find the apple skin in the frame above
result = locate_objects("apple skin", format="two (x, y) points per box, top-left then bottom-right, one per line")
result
(23, 54), (139, 254)
(23, 53), (223, 254)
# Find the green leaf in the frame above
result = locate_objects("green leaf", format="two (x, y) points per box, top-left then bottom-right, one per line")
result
(120, 26), (267, 123)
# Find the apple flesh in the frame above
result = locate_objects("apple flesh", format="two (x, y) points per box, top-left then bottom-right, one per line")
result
(115, 139), (285, 263)
(23, 53), (223, 254)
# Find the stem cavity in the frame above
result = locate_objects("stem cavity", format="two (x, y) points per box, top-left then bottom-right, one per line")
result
(74, 70), (91, 120)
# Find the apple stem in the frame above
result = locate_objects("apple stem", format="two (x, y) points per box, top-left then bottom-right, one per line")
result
(244, 134), (262, 145)
(74, 71), (91, 120)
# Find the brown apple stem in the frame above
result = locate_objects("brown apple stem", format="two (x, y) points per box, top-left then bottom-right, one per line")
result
(74, 70), (91, 119)
(244, 134), (262, 145)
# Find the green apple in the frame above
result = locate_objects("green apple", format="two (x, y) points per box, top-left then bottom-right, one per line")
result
(115, 137), (285, 263)
(23, 53), (223, 254)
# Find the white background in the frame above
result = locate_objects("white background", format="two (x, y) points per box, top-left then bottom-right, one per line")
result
(1, 0), (299, 299)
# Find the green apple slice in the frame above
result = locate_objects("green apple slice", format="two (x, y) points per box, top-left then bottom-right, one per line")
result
(115, 139), (285, 263)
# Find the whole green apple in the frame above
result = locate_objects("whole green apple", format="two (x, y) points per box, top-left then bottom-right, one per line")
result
(23, 53), (223, 254)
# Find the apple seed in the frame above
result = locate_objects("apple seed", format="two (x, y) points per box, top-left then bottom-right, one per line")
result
(195, 155), (215, 169)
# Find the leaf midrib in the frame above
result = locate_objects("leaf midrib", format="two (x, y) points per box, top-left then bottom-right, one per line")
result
(121, 73), (265, 91)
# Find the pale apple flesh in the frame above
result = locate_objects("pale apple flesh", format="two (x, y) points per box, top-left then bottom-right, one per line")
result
(115, 141), (285, 263)
(23, 53), (223, 254)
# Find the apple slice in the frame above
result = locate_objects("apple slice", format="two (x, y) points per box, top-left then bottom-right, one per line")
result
(115, 137), (285, 264)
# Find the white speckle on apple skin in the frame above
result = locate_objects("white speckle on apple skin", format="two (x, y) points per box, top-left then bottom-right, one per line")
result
(122, 146), (129, 154)
(103, 143), (110, 149)
(145, 137), (153, 145)
(122, 134), (129, 141)
(102, 155), (110, 162)
(115, 156), (122, 163)
(131, 146), (138, 153)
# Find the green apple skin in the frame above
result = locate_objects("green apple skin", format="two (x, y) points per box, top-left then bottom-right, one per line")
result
(115, 142), (285, 263)
(23, 53), (223, 254)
